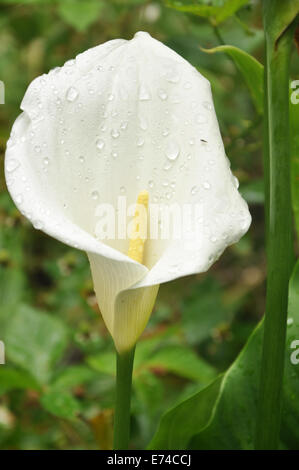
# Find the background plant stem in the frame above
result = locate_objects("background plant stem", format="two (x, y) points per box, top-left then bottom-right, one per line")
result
(255, 6), (296, 450)
(113, 347), (135, 450)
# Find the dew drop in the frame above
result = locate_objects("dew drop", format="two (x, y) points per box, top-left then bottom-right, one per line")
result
(6, 158), (20, 173)
(66, 86), (79, 102)
(137, 137), (144, 147)
(196, 113), (207, 124)
(96, 138), (105, 150)
(162, 128), (170, 137)
(34, 145), (41, 153)
(111, 129), (120, 139)
(33, 220), (44, 230)
(120, 121), (128, 131)
(139, 117), (148, 131)
(158, 88), (168, 100)
(203, 101), (212, 110)
(139, 84), (151, 101)
(233, 176), (239, 189)
(148, 180), (154, 188)
(203, 181), (211, 190)
(79, 155), (85, 163)
(43, 157), (49, 166)
(16, 194), (23, 204)
(91, 190), (99, 200)
(165, 140), (180, 161)
(191, 185), (198, 196)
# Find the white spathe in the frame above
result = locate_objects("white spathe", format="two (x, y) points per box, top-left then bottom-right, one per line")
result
(5, 32), (251, 352)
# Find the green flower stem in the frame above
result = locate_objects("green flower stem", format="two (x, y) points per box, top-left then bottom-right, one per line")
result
(255, 6), (296, 450)
(113, 346), (135, 450)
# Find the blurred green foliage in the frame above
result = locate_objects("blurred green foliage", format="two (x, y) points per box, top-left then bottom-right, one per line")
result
(0, 0), (298, 450)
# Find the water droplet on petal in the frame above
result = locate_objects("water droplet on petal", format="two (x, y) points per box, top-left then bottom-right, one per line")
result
(196, 113), (207, 124)
(16, 194), (23, 204)
(203, 181), (211, 190)
(139, 117), (148, 131)
(66, 86), (79, 102)
(120, 121), (128, 130)
(96, 138), (105, 150)
(111, 129), (120, 139)
(162, 128), (170, 137)
(137, 137), (144, 147)
(233, 176), (239, 189)
(33, 220), (44, 230)
(91, 190), (99, 200)
(165, 140), (180, 161)
(6, 158), (20, 173)
(158, 88), (168, 100)
(139, 84), (151, 101)
(203, 101), (212, 110)
(191, 185), (198, 196)
(79, 155), (85, 163)
(43, 157), (49, 166)
(148, 180), (154, 188)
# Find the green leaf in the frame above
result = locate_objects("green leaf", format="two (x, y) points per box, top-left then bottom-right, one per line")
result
(3, 304), (70, 384)
(51, 365), (97, 390)
(281, 260), (299, 448)
(202, 45), (264, 114)
(182, 278), (227, 345)
(149, 259), (299, 450)
(149, 375), (223, 449)
(144, 345), (217, 383)
(166, 0), (249, 25)
(0, 367), (40, 396)
(263, 0), (299, 45)
(57, 0), (103, 32)
(87, 351), (115, 376)
(290, 86), (299, 239)
(40, 389), (80, 419)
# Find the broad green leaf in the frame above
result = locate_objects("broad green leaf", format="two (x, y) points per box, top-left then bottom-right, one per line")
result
(144, 345), (217, 384)
(202, 45), (263, 114)
(57, 0), (103, 32)
(182, 278), (227, 345)
(148, 375), (223, 449)
(51, 365), (97, 390)
(149, 259), (299, 450)
(281, 260), (299, 448)
(3, 304), (70, 384)
(263, 0), (299, 45)
(87, 351), (115, 376)
(166, 0), (249, 25)
(0, 367), (39, 396)
(40, 389), (80, 419)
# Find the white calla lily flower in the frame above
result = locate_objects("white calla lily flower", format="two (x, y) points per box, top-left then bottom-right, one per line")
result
(5, 32), (251, 353)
